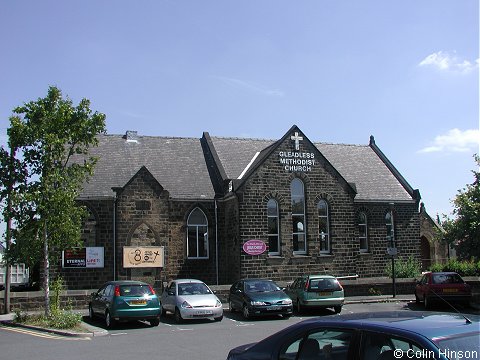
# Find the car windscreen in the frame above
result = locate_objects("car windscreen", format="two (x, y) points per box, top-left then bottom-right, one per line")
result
(432, 274), (464, 284)
(178, 282), (212, 295)
(308, 278), (342, 292)
(120, 285), (153, 297)
(245, 281), (280, 293)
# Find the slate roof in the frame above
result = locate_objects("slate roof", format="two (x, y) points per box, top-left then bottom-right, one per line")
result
(79, 130), (416, 203)
(209, 137), (415, 203)
(77, 134), (215, 200)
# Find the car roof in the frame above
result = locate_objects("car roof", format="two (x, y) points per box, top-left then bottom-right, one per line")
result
(305, 274), (337, 279)
(172, 279), (205, 284)
(104, 280), (150, 286)
(293, 311), (478, 338)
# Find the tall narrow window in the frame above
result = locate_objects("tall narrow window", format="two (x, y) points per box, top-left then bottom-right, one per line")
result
(318, 200), (330, 253)
(385, 211), (394, 247)
(291, 178), (306, 254)
(187, 208), (208, 259)
(358, 212), (368, 253)
(267, 199), (280, 255)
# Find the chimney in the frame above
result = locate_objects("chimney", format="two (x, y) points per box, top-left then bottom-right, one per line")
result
(125, 130), (139, 143)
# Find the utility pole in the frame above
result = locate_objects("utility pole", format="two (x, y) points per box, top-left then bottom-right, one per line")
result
(3, 147), (14, 314)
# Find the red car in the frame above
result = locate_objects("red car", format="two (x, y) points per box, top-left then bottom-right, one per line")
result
(414, 271), (472, 309)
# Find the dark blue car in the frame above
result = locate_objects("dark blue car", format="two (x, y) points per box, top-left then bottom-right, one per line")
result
(226, 311), (479, 360)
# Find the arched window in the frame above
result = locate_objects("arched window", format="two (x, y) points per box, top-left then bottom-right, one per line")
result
(267, 199), (280, 255)
(291, 178), (306, 254)
(385, 211), (394, 247)
(187, 208), (208, 259)
(358, 212), (368, 253)
(318, 200), (330, 253)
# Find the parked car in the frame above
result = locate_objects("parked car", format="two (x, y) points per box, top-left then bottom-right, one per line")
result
(414, 271), (472, 309)
(229, 279), (293, 319)
(226, 311), (480, 360)
(160, 279), (223, 323)
(285, 274), (344, 313)
(88, 280), (161, 328)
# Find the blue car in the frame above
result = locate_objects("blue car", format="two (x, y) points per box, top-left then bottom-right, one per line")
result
(226, 311), (479, 360)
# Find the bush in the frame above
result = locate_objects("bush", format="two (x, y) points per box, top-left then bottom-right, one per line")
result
(385, 256), (421, 278)
(13, 276), (83, 330)
(428, 259), (480, 276)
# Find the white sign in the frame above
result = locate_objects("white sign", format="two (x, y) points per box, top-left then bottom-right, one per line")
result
(123, 246), (164, 268)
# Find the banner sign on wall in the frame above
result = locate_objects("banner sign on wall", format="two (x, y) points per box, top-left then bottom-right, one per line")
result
(123, 246), (164, 268)
(62, 247), (104, 268)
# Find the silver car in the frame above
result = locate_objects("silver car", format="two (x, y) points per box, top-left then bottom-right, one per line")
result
(160, 279), (223, 323)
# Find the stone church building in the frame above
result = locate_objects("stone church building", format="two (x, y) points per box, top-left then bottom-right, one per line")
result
(58, 125), (422, 289)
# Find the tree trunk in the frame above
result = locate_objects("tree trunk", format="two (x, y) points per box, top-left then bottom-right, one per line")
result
(43, 223), (50, 317)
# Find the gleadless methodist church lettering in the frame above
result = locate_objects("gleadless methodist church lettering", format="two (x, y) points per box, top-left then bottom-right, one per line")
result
(57, 125), (422, 290)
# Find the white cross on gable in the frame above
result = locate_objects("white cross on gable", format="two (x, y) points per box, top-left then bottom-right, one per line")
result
(291, 132), (303, 150)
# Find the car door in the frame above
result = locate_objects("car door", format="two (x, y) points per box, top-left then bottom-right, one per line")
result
(99, 284), (114, 315)
(91, 285), (107, 314)
(417, 274), (429, 300)
(161, 282), (177, 312)
(286, 278), (300, 303)
(230, 281), (243, 310)
(278, 326), (355, 360)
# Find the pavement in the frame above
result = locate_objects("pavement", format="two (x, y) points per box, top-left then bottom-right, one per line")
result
(1, 294), (478, 338)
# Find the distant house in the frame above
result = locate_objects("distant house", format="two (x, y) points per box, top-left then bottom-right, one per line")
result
(56, 125), (423, 289)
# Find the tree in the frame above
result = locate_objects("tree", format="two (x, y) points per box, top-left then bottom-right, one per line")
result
(441, 155), (480, 260)
(0, 86), (106, 315)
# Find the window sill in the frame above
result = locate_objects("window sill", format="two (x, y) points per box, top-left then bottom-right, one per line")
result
(358, 252), (371, 256)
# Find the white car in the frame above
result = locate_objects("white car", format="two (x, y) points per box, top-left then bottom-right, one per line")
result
(160, 279), (223, 323)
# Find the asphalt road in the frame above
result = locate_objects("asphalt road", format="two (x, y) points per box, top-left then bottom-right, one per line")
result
(0, 301), (477, 360)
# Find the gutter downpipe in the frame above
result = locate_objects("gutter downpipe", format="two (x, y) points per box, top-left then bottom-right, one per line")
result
(113, 193), (117, 281)
(215, 199), (219, 285)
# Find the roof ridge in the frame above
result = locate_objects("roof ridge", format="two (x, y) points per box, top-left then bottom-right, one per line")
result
(315, 141), (369, 147)
(101, 133), (200, 140)
(210, 135), (276, 142)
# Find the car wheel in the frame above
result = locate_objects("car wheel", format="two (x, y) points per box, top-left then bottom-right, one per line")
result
(229, 300), (235, 313)
(415, 291), (420, 304)
(150, 318), (160, 327)
(105, 311), (115, 329)
(334, 305), (342, 314)
(242, 305), (250, 320)
(88, 304), (95, 320)
(174, 308), (183, 324)
(214, 315), (223, 322)
(296, 300), (303, 314)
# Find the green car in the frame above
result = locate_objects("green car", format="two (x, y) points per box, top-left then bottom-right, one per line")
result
(285, 275), (344, 314)
(89, 280), (161, 328)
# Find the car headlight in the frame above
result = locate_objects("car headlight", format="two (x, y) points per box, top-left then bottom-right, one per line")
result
(250, 301), (267, 306)
(181, 301), (192, 309)
(215, 299), (222, 307)
(281, 299), (292, 305)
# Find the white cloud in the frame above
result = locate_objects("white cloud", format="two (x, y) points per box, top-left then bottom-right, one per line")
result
(418, 51), (479, 73)
(215, 76), (285, 97)
(418, 128), (480, 153)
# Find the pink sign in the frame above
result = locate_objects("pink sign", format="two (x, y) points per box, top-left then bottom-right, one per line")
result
(243, 240), (267, 255)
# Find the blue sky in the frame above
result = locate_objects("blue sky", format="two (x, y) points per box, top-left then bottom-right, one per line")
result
(0, 1), (478, 234)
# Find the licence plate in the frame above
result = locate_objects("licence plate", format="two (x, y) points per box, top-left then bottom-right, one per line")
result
(318, 292), (332, 296)
(442, 288), (458, 293)
(266, 306), (280, 311)
(196, 310), (213, 315)
(129, 300), (147, 305)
